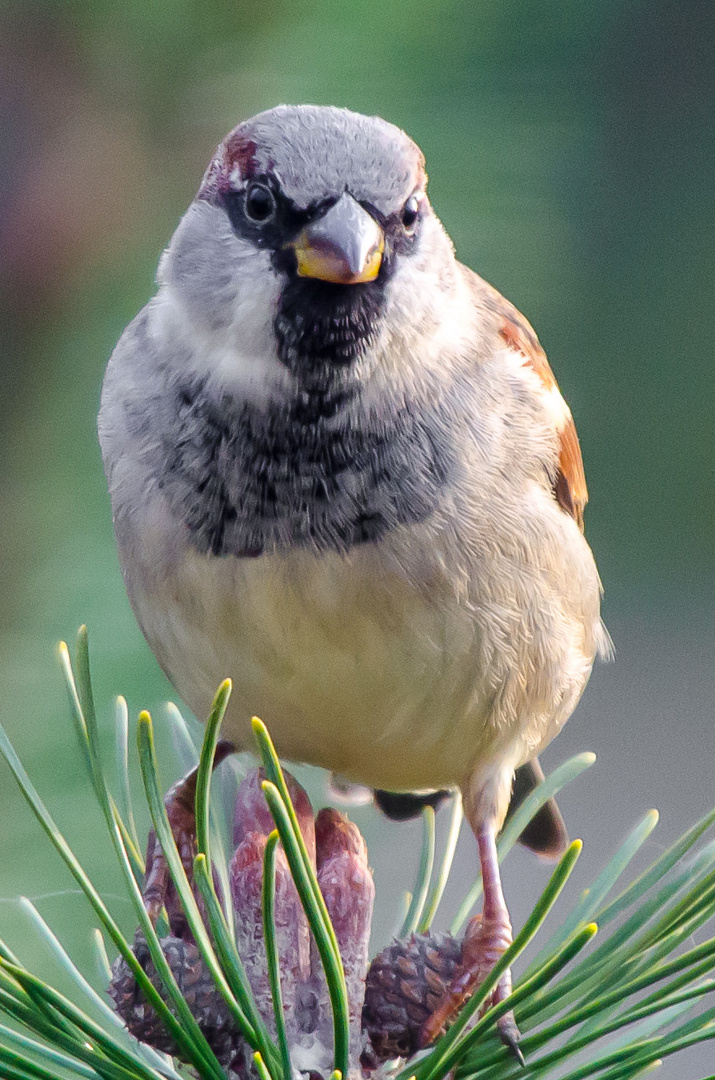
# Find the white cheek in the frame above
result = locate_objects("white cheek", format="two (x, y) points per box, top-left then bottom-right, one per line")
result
(158, 247), (294, 406)
(221, 261), (293, 399)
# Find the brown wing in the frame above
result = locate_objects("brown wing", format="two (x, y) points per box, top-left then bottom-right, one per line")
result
(483, 282), (588, 530)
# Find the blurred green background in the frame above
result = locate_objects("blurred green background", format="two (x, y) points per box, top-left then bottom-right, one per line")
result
(1, 2), (714, 1076)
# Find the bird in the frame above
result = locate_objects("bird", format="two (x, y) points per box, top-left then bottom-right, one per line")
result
(98, 104), (610, 1053)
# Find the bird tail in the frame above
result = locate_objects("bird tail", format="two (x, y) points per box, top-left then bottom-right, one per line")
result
(504, 758), (569, 859)
(374, 757), (569, 860)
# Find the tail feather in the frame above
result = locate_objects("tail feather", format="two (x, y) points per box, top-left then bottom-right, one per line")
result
(505, 758), (569, 859)
(373, 758), (569, 861)
(373, 788), (450, 821)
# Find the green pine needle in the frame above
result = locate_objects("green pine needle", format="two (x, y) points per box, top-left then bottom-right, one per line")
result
(400, 806), (436, 937)
(420, 792), (463, 932)
(262, 831), (293, 1080)
(194, 679), (232, 870)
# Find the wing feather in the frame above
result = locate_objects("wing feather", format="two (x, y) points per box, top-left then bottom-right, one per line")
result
(481, 281), (588, 530)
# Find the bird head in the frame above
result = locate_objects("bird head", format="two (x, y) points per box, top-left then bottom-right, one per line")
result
(158, 106), (461, 400)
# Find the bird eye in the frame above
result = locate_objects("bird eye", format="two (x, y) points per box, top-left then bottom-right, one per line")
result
(401, 195), (420, 230)
(244, 183), (276, 223)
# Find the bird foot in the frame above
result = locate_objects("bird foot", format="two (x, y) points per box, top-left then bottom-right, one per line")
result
(420, 912), (522, 1061)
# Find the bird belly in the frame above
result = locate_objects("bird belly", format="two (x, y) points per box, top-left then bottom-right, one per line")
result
(127, 540), (506, 792)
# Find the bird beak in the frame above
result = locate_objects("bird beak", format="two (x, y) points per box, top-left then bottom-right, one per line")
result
(292, 193), (384, 285)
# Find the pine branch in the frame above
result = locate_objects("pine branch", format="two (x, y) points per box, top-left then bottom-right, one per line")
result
(0, 628), (713, 1080)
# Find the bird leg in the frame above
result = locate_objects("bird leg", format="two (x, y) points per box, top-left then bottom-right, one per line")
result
(420, 820), (522, 1061)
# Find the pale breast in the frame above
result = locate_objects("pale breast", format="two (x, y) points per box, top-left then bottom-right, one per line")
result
(127, 534), (501, 790)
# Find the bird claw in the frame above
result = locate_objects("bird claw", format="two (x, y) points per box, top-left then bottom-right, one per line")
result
(498, 1010), (524, 1066)
(420, 912), (523, 1063)
(484, 961), (523, 1065)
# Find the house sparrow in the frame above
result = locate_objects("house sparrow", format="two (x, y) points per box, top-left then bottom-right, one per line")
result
(99, 104), (610, 1052)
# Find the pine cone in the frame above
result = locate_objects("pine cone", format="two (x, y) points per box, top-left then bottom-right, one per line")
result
(361, 932), (464, 1066)
(108, 931), (245, 1072)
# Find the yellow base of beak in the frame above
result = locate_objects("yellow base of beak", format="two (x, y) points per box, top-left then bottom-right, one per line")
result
(291, 193), (385, 285)
(295, 240), (383, 284)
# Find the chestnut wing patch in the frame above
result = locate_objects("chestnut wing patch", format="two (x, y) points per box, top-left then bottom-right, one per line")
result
(498, 302), (588, 531)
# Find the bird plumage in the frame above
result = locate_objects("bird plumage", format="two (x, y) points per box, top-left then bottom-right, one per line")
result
(99, 104), (609, 1049)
